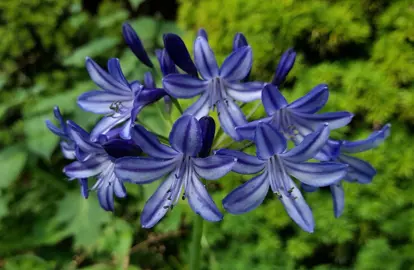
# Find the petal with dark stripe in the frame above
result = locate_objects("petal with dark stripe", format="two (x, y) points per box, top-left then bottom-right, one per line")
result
(169, 115), (202, 156)
(287, 84), (329, 114)
(130, 125), (177, 158)
(226, 81), (264, 102)
(220, 46), (252, 81)
(194, 36), (219, 80)
(192, 155), (236, 180)
(163, 74), (208, 98)
(261, 84), (288, 115)
(338, 154), (376, 184)
(255, 123), (287, 159)
(215, 149), (265, 174)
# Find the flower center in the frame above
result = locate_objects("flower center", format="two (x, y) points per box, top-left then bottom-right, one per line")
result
(208, 77), (228, 109)
(270, 109), (303, 143)
(267, 156), (296, 199)
(164, 156), (192, 209)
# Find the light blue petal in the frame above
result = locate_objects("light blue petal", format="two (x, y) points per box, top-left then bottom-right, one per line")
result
(290, 111), (354, 132)
(340, 123), (391, 153)
(287, 84), (329, 114)
(302, 183), (318, 193)
(222, 172), (269, 214)
(217, 99), (247, 141)
(192, 155), (236, 180)
(194, 36), (219, 80)
(338, 154), (376, 184)
(90, 114), (130, 142)
(107, 58), (130, 86)
(63, 157), (107, 179)
(163, 74), (208, 98)
(219, 46), (252, 81)
(226, 81), (264, 102)
(330, 181), (345, 218)
(60, 141), (76, 159)
(255, 123), (287, 159)
(67, 121), (104, 153)
(261, 84), (288, 116)
(169, 115), (203, 156)
(97, 183), (115, 211)
(215, 149), (265, 174)
(183, 93), (210, 119)
(77, 91), (133, 114)
(235, 117), (272, 141)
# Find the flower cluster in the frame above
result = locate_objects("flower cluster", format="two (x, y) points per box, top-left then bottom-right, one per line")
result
(47, 24), (390, 232)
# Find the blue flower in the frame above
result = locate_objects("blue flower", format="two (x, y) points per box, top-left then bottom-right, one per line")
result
(271, 48), (296, 87)
(217, 123), (348, 232)
(63, 121), (142, 211)
(115, 115), (236, 228)
(237, 84), (354, 141)
(162, 36), (264, 140)
(163, 33), (198, 77)
(78, 57), (165, 141)
(122, 22), (154, 68)
(304, 124), (391, 217)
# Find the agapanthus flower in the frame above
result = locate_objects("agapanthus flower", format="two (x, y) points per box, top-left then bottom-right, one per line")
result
(77, 57), (165, 141)
(63, 121), (142, 211)
(115, 115), (236, 228)
(236, 84), (353, 142)
(271, 48), (296, 87)
(122, 22), (154, 68)
(303, 123), (391, 217)
(217, 123), (348, 232)
(162, 35), (264, 140)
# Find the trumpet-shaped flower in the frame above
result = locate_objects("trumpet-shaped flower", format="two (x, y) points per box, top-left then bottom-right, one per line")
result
(115, 115), (236, 228)
(77, 58), (165, 141)
(63, 121), (142, 211)
(303, 124), (391, 217)
(236, 84), (353, 141)
(162, 36), (264, 140)
(217, 123), (348, 232)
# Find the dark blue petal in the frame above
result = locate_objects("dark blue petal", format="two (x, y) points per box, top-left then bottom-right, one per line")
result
(169, 115), (202, 156)
(78, 178), (89, 199)
(278, 181), (314, 233)
(144, 72), (156, 89)
(287, 84), (329, 114)
(163, 33), (198, 77)
(130, 125), (177, 158)
(63, 157), (107, 179)
(219, 46), (252, 81)
(75, 146), (92, 162)
(183, 93), (210, 119)
(192, 155), (236, 180)
(290, 111), (354, 132)
(155, 49), (178, 76)
(255, 123), (287, 159)
(235, 117), (272, 141)
(122, 22), (153, 68)
(198, 116), (216, 158)
(271, 48), (296, 86)
(107, 58), (129, 86)
(226, 81), (264, 102)
(280, 123), (330, 163)
(222, 172), (269, 214)
(217, 99), (247, 141)
(45, 120), (66, 138)
(187, 173), (223, 222)
(115, 157), (177, 184)
(314, 139), (342, 161)
(302, 183), (318, 193)
(140, 172), (175, 228)
(164, 95), (172, 114)
(90, 114), (130, 142)
(232, 33), (248, 51)
(215, 149), (265, 174)
(194, 36), (219, 80)
(338, 154), (376, 184)
(261, 84), (288, 116)
(77, 90), (133, 114)
(133, 87), (166, 108)
(340, 123), (391, 153)
(283, 160), (348, 187)
(197, 28), (208, 40)
(163, 74), (208, 98)
(330, 181), (345, 218)
(102, 139), (142, 159)
(66, 121), (104, 153)
(85, 57), (131, 94)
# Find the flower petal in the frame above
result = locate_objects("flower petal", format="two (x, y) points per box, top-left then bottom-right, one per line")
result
(46, 120), (66, 138)
(217, 99), (247, 141)
(77, 91), (133, 114)
(78, 178), (89, 198)
(301, 183), (318, 193)
(198, 116), (216, 158)
(290, 111), (354, 132)
(226, 81), (264, 102)
(163, 33), (198, 77)
(271, 48), (296, 86)
(169, 115), (202, 156)
(340, 123), (391, 153)
(280, 123), (330, 163)
(187, 173), (223, 222)
(97, 183), (115, 211)
(194, 36), (219, 80)
(314, 139), (342, 161)
(130, 125), (177, 158)
(113, 177), (127, 198)
(219, 46), (252, 81)
(338, 154), (376, 184)
(163, 74), (208, 98)
(156, 49), (178, 76)
(330, 182), (345, 218)
(90, 114), (130, 142)
(232, 33), (248, 51)
(115, 157), (177, 184)
(197, 28), (208, 40)
(102, 139), (142, 159)
(107, 58), (129, 86)
(283, 160), (348, 187)
(215, 149), (265, 174)
(255, 123), (287, 159)
(192, 155), (236, 180)
(122, 23), (153, 68)
(278, 181), (314, 233)
(60, 141), (76, 159)
(287, 84), (329, 114)
(143, 72), (155, 88)
(261, 84), (288, 116)
(183, 93), (210, 119)
(86, 57), (131, 94)
(66, 121), (103, 153)
(64, 157), (107, 179)
(235, 117), (272, 141)
(140, 173), (175, 228)
(222, 172), (269, 214)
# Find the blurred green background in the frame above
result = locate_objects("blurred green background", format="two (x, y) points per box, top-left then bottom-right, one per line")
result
(0, 0), (413, 269)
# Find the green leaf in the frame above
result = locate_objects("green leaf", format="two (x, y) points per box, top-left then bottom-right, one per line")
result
(97, 10), (128, 28)
(0, 196), (8, 218)
(130, 0), (145, 9)
(0, 145), (27, 188)
(4, 255), (55, 270)
(63, 37), (120, 67)
(24, 113), (59, 160)
(54, 190), (111, 250)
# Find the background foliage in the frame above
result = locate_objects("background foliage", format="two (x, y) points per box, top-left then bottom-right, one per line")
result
(0, 0), (412, 269)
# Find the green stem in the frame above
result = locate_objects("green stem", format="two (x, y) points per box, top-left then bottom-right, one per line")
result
(171, 98), (184, 114)
(189, 214), (204, 270)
